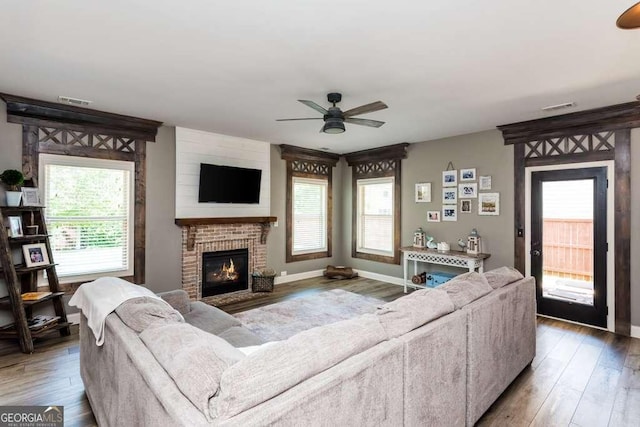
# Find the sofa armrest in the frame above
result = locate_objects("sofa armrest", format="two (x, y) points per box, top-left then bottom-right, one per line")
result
(158, 289), (191, 315)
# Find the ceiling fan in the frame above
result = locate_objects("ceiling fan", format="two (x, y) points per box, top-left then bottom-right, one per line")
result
(277, 93), (387, 134)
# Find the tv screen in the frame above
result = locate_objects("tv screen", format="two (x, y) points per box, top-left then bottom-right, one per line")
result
(198, 163), (262, 204)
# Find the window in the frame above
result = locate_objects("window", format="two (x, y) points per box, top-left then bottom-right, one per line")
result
(292, 177), (328, 255)
(40, 154), (135, 282)
(357, 177), (394, 256)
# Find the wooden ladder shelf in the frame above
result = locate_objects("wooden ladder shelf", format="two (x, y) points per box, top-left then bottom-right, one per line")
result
(0, 206), (70, 353)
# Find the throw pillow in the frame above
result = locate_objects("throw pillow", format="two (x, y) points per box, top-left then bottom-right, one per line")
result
(483, 266), (525, 289)
(115, 296), (184, 332)
(439, 272), (493, 309)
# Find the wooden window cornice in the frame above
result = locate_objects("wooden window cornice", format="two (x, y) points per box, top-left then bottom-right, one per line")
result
(1, 94), (163, 286)
(345, 143), (408, 265)
(280, 145), (337, 263)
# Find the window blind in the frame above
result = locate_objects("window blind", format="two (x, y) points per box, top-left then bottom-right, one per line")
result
(292, 177), (327, 254)
(357, 177), (394, 255)
(41, 154), (134, 280)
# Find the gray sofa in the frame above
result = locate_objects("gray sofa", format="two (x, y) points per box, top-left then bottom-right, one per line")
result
(79, 268), (535, 426)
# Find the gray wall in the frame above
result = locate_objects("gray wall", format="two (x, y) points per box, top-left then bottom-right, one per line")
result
(145, 126), (183, 292)
(266, 144), (343, 275)
(341, 130), (514, 278)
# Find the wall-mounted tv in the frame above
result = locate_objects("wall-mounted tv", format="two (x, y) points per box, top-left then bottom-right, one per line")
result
(198, 163), (262, 204)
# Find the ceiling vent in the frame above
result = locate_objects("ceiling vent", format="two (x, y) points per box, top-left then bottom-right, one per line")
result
(541, 102), (576, 112)
(57, 96), (92, 106)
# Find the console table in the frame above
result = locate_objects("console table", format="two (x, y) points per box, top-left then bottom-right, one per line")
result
(400, 246), (491, 293)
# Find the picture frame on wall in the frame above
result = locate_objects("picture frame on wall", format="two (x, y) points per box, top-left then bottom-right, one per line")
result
(442, 188), (457, 204)
(479, 175), (492, 190)
(22, 243), (50, 267)
(458, 183), (477, 198)
(460, 199), (472, 213)
(427, 211), (441, 222)
(8, 216), (23, 238)
(460, 168), (476, 181)
(478, 192), (500, 216)
(443, 205), (457, 221)
(21, 188), (40, 206)
(442, 170), (457, 187)
(415, 183), (432, 203)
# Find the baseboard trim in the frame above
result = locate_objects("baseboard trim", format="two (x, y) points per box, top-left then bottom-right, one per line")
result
(631, 325), (640, 339)
(354, 270), (404, 287)
(67, 312), (81, 325)
(273, 269), (324, 285)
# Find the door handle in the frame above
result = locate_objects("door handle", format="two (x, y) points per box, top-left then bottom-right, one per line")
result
(530, 250), (541, 257)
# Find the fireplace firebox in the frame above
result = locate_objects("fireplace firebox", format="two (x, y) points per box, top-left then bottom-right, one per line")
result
(202, 248), (249, 297)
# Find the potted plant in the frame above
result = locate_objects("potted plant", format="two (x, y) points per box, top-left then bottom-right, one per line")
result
(0, 169), (25, 206)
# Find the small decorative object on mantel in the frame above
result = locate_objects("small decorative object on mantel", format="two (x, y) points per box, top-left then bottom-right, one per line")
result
(467, 228), (482, 254)
(437, 241), (450, 252)
(413, 227), (426, 247)
(0, 169), (24, 207)
(323, 265), (359, 280)
(251, 268), (276, 292)
(457, 238), (467, 251)
(426, 236), (437, 249)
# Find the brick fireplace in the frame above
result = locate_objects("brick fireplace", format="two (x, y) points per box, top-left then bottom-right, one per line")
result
(176, 217), (274, 305)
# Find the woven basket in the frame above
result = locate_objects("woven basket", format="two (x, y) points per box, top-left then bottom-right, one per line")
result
(251, 273), (275, 292)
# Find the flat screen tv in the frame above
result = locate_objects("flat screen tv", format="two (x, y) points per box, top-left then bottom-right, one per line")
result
(198, 163), (262, 204)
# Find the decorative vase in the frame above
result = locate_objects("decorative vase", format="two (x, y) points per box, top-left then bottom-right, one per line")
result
(5, 191), (22, 207)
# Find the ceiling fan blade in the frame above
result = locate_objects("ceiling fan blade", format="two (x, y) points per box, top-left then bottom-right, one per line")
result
(298, 100), (328, 115)
(343, 101), (388, 117)
(276, 118), (323, 121)
(344, 117), (385, 128)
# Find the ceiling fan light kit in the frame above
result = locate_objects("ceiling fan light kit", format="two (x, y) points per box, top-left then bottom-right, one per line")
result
(277, 92), (388, 134)
(617, 1), (640, 29)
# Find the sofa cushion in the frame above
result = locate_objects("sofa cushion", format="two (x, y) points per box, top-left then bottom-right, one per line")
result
(158, 289), (191, 315)
(115, 296), (184, 332)
(213, 313), (387, 419)
(140, 323), (245, 421)
(217, 325), (265, 347)
(439, 272), (493, 309)
(376, 289), (454, 338)
(483, 267), (525, 289)
(183, 301), (242, 335)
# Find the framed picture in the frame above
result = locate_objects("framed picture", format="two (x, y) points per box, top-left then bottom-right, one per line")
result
(427, 211), (440, 222)
(23, 243), (50, 267)
(442, 188), (457, 204)
(460, 199), (472, 213)
(442, 170), (457, 187)
(415, 183), (432, 203)
(460, 168), (476, 181)
(443, 205), (458, 221)
(8, 216), (23, 237)
(458, 183), (477, 198)
(478, 192), (500, 216)
(21, 188), (40, 206)
(479, 175), (492, 190)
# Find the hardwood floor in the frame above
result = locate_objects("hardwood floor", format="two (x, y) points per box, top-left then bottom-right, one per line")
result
(0, 276), (638, 426)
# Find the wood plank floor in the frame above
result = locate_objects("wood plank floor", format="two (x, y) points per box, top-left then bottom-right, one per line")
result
(0, 276), (638, 426)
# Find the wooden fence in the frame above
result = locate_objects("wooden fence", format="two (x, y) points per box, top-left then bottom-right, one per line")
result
(543, 218), (593, 282)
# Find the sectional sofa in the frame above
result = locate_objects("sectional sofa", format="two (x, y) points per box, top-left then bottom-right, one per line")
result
(79, 267), (535, 426)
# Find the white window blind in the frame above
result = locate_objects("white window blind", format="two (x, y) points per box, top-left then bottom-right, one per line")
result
(40, 154), (134, 281)
(292, 177), (327, 255)
(357, 177), (394, 256)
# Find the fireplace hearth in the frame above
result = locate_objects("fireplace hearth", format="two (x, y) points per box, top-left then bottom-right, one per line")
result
(202, 248), (249, 297)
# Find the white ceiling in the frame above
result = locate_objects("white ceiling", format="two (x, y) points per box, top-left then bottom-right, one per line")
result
(1, 1), (639, 153)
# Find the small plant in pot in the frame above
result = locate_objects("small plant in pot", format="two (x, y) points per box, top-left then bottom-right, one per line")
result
(0, 169), (25, 206)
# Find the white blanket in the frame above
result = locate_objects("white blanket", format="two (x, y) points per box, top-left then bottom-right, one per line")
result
(69, 276), (171, 346)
